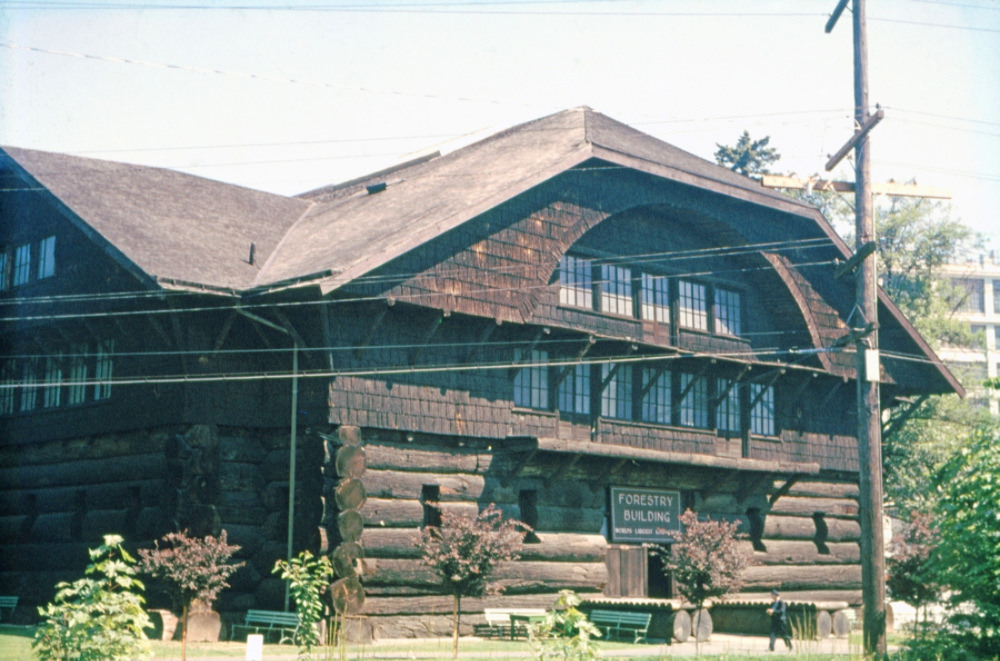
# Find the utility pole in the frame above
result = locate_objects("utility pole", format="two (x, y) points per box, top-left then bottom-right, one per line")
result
(827, 0), (887, 656)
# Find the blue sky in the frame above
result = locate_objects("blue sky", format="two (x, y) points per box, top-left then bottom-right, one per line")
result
(2, 0), (998, 249)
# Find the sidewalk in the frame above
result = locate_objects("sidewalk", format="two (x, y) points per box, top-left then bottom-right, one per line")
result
(603, 632), (856, 656)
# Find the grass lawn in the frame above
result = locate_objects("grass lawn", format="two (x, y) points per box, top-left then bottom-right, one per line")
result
(1, 625), (908, 660)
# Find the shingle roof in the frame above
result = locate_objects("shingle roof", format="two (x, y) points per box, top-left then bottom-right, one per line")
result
(1, 147), (310, 292)
(258, 106), (817, 291)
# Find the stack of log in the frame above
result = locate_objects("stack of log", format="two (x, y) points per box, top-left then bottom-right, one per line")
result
(321, 426), (367, 639)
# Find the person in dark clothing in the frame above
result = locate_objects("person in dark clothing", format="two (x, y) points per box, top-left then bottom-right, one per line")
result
(767, 589), (793, 651)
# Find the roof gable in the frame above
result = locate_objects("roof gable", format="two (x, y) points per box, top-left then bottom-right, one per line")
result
(1, 147), (310, 292)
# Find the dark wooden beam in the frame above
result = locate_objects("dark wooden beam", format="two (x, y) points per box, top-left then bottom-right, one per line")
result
(675, 359), (716, 403)
(503, 449), (538, 486)
(212, 310), (238, 355)
(465, 318), (502, 362)
(596, 345), (637, 395)
(552, 335), (596, 390)
(769, 474), (802, 506)
(508, 327), (551, 378)
(881, 394), (928, 442)
(355, 301), (391, 359)
(410, 310), (449, 365)
(545, 454), (582, 488)
(711, 364), (752, 405)
(738, 473), (772, 504)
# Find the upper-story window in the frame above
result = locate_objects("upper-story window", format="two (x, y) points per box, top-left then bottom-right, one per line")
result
(559, 255), (593, 309)
(678, 372), (709, 428)
(714, 288), (742, 336)
(600, 264), (633, 317)
(13, 244), (31, 287)
(19, 360), (38, 412)
(0, 339), (115, 417)
(641, 273), (669, 323)
(953, 277), (985, 313)
(640, 367), (671, 424)
(513, 348), (549, 409)
(95, 340), (114, 401)
(749, 383), (776, 436)
(716, 378), (741, 433)
(993, 279), (1000, 315)
(600, 363), (633, 420)
(2, 236), (57, 289)
(43, 354), (63, 408)
(558, 363), (591, 416)
(678, 280), (708, 331)
(68, 343), (89, 406)
(38, 236), (56, 280)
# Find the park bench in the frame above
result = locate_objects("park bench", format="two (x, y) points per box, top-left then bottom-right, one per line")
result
(588, 609), (652, 644)
(474, 608), (547, 639)
(230, 609), (300, 644)
(0, 596), (17, 622)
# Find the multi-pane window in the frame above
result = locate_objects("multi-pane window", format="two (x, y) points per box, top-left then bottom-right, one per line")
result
(0, 363), (15, 415)
(13, 244), (31, 287)
(559, 255), (593, 309)
(713, 288), (742, 336)
(953, 278), (985, 313)
(600, 264), (633, 317)
(749, 383), (776, 436)
(43, 354), (63, 408)
(20, 360), (38, 412)
(678, 280), (708, 331)
(994, 280), (1000, 315)
(640, 273), (669, 323)
(716, 378), (741, 433)
(600, 363), (632, 419)
(640, 367), (671, 424)
(0, 252), (7, 291)
(37, 236), (56, 280)
(95, 340), (114, 401)
(678, 373), (708, 428)
(68, 343), (89, 406)
(558, 363), (590, 415)
(513, 348), (549, 409)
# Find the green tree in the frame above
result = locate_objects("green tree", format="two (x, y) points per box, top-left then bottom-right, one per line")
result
(654, 509), (755, 654)
(34, 534), (152, 661)
(714, 130), (780, 178)
(273, 550), (334, 657)
(138, 530), (243, 661)
(887, 511), (941, 636)
(418, 503), (528, 658)
(930, 428), (1000, 657)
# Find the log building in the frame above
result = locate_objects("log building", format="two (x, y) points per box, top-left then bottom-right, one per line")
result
(0, 108), (961, 637)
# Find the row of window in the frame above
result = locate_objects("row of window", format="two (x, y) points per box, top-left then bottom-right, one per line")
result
(558, 255), (743, 336)
(0, 340), (114, 416)
(0, 236), (57, 291)
(513, 348), (776, 435)
(953, 277), (1000, 315)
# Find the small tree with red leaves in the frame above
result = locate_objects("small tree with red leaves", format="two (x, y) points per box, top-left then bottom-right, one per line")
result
(655, 509), (756, 653)
(418, 503), (528, 659)
(138, 530), (244, 661)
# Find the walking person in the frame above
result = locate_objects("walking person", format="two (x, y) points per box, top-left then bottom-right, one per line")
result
(767, 589), (793, 652)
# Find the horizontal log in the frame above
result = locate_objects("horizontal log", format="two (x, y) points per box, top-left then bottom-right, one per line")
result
(364, 470), (485, 501)
(217, 435), (267, 463)
(361, 593), (558, 616)
(753, 540), (859, 565)
(743, 564), (861, 591)
(780, 480), (859, 500)
(769, 495), (859, 518)
(0, 541), (92, 572)
(0, 453), (167, 490)
(763, 515), (859, 542)
(360, 529), (606, 563)
(336, 446), (367, 479)
(0, 481), (155, 515)
(363, 558), (607, 594)
(216, 462), (263, 492)
(360, 498), (478, 528)
(364, 443), (493, 474)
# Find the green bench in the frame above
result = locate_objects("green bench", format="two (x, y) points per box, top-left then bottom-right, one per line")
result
(0, 596), (17, 622)
(474, 608), (547, 639)
(588, 609), (652, 644)
(230, 609), (300, 644)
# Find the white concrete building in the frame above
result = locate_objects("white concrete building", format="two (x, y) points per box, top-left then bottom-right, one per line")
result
(938, 256), (1000, 415)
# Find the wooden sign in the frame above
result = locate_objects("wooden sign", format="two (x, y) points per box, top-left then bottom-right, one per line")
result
(609, 486), (681, 544)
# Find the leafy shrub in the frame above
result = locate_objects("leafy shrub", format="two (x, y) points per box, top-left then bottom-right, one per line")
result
(138, 529), (243, 660)
(528, 590), (601, 661)
(33, 534), (151, 661)
(273, 550), (335, 656)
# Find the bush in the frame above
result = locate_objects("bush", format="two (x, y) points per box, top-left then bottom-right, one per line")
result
(33, 534), (151, 661)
